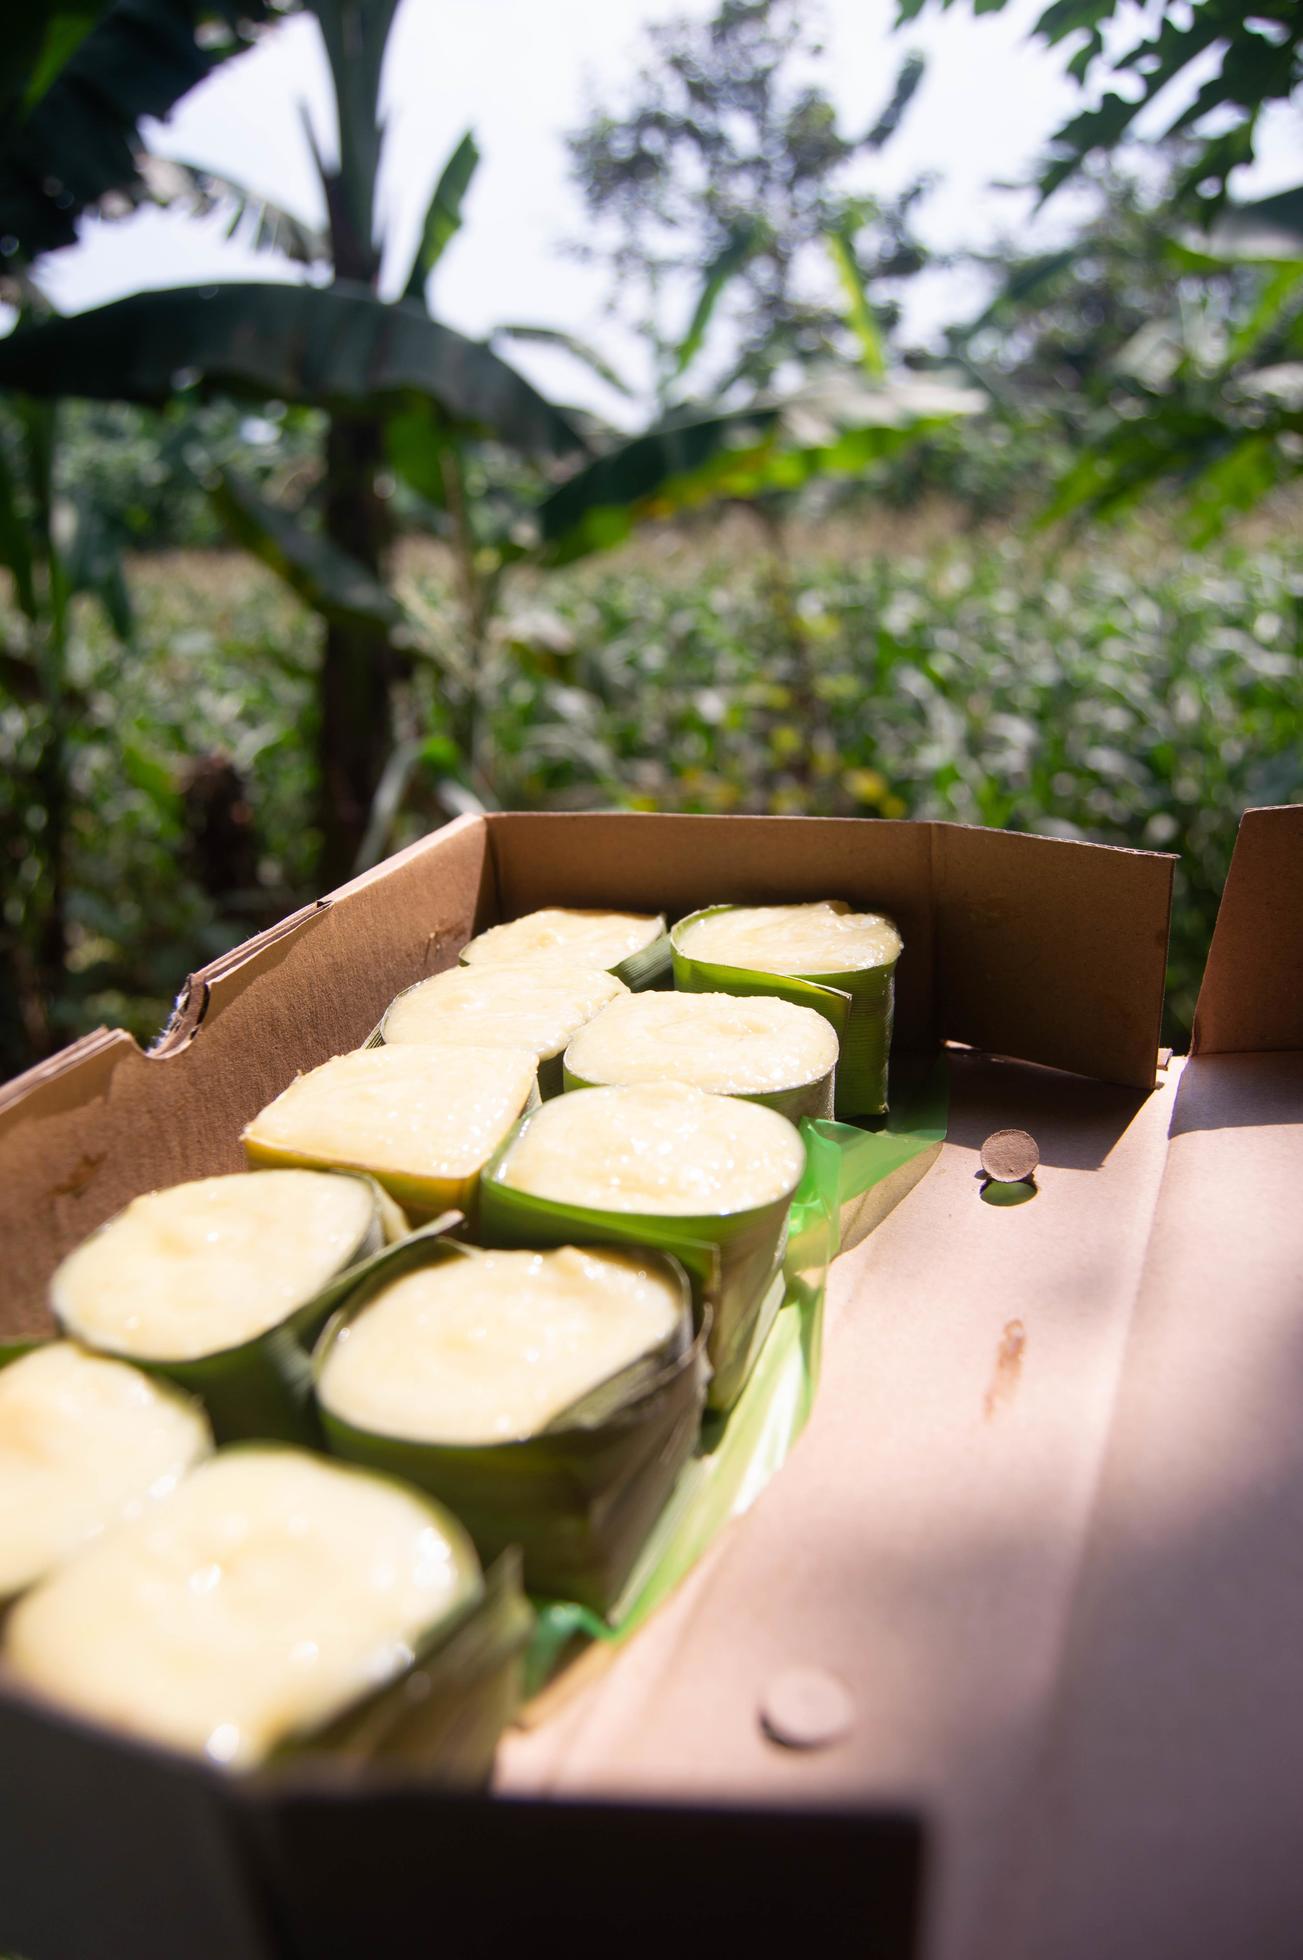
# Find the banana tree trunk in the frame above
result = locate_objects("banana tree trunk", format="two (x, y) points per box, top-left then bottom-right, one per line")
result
(316, 409), (399, 887)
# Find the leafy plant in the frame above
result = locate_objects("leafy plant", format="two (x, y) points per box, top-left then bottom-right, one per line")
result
(0, 1), (587, 887)
(569, 0), (930, 410)
(897, 0), (1303, 216)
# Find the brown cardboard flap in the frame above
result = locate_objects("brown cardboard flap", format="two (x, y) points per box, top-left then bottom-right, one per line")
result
(0, 816), (492, 1332)
(487, 813), (1173, 1090)
(934, 824), (1171, 1090)
(1000, 1050), (1303, 1960)
(499, 1050), (1181, 1960)
(1191, 803), (1303, 1056)
(486, 811), (938, 1052)
(0, 811), (1170, 1329)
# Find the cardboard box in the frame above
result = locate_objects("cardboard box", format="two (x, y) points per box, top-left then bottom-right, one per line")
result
(0, 808), (1296, 1959)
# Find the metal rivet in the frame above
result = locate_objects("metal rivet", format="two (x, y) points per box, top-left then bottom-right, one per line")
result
(980, 1128), (1040, 1184)
(759, 1667), (854, 1750)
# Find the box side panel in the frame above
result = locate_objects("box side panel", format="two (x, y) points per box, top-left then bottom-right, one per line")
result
(1000, 1051), (1303, 1960)
(1191, 803), (1303, 1055)
(499, 1050), (1179, 1960)
(934, 824), (1172, 1089)
(250, 1787), (923, 1959)
(0, 816), (492, 1337)
(487, 810), (938, 1052)
(0, 1690), (276, 1960)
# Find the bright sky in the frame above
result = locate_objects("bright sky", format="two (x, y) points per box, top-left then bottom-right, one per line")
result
(34, 0), (1302, 422)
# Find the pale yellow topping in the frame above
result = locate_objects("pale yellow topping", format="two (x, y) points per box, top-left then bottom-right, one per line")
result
(320, 1247), (682, 1445)
(54, 1172), (375, 1362)
(384, 963), (627, 1061)
(461, 908), (664, 972)
(567, 991), (838, 1096)
(5, 1449), (475, 1769)
(243, 1046), (536, 1185)
(496, 1082), (804, 1217)
(0, 1345), (211, 1598)
(676, 900), (902, 976)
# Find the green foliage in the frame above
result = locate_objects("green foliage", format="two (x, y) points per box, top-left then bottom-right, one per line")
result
(897, 0), (1303, 215)
(945, 153), (1303, 537)
(0, 0), (281, 262)
(403, 130), (481, 303)
(0, 283), (586, 461)
(5, 517), (1295, 1073)
(537, 376), (982, 564)
(210, 471), (402, 633)
(568, 0), (930, 406)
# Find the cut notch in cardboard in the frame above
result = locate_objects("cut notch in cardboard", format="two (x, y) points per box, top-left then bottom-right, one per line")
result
(0, 813), (1172, 1338)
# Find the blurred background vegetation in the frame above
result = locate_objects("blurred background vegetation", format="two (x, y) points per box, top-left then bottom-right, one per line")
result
(1, 0), (1300, 1073)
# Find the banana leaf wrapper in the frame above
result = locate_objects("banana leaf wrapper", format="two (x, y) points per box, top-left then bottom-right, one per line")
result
(244, 1081), (540, 1227)
(561, 1057), (834, 1124)
(366, 991), (569, 1101)
(49, 1175), (412, 1449)
(272, 1549), (532, 1785)
(458, 929), (673, 993)
(313, 1233), (708, 1614)
(478, 1134), (795, 1414)
(671, 904), (898, 1118)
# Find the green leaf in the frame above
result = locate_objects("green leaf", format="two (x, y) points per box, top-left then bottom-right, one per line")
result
(0, 434), (36, 618)
(403, 129), (481, 303)
(2, 4), (113, 118)
(384, 400), (452, 511)
(0, 284), (587, 462)
(673, 223), (761, 379)
(140, 156), (329, 267)
(1224, 261), (1303, 368)
(62, 494), (134, 645)
(539, 373), (982, 566)
(863, 50), (925, 150)
(493, 325), (634, 398)
(210, 470), (403, 637)
(957, 248), (1077, 341)
(0, 0), (281, 263)
(825, 226), (887, 379)
(1201, 186), (1303, 264)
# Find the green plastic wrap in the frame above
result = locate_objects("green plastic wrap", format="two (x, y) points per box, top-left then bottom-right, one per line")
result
(671, 903), (899, 1118)
(525, 1054), (948, 1682)
(49, 1174), (405, 1448)
(478, 1106), (797, 1415)
(313, 1233), (708, 1614)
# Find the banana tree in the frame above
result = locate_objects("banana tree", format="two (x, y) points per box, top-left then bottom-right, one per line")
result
(0, 0), (587, 885)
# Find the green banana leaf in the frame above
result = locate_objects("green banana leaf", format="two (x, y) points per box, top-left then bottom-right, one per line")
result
(536, 373), (983, 567)
(210, 471), (404, 637)
(49, 1173), (404, 1447)
(404, 129), (481, 303)
(0, 1), (276, 262)
(281, 1548), (532, 1784)
(671, 903), (899, 1117)
(525, 1053), (949, 1683)
(478, 1096), (799, 1414)
(0, 284), (586, 462)
(314, 1235), (707, 1614)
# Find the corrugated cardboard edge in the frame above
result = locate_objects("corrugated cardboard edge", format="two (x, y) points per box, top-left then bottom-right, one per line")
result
(983, 805), (1303, 1960)
(485, 812), (1173, 1091)
(1190, 802), (1303, 1055)
(0, 815), (494, 1334)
